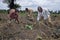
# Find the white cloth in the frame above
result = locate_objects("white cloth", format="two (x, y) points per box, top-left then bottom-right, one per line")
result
(37, 9), (50, 21)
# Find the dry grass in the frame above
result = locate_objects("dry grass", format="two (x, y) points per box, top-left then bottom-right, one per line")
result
(0, 13), (60, 40)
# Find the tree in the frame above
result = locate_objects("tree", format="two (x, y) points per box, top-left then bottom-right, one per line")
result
(3, 0), (21, 9)
(8, 4), (21, 9)
(58, 11), (60, 14)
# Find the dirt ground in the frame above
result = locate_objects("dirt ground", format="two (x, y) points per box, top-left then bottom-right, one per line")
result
(0, 13), (60, 40)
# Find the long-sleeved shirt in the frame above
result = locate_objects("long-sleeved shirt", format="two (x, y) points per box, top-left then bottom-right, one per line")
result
(37, 9), (50, 21)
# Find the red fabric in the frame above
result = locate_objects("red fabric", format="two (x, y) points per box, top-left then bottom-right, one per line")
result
(10, 12), (18, 19)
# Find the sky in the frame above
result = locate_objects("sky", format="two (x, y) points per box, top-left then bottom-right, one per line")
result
(0, 0), (60, 11)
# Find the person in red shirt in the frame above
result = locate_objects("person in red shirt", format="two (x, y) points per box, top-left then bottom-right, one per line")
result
(8, 9), (19, 24)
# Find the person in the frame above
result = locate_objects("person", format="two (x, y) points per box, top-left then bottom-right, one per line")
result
(15, 9), (19, 23)
(37, 6), (53, 27)
(8, 9), (19, 24)
(25, 8), (36, 26)
(25, 8), (34, 21)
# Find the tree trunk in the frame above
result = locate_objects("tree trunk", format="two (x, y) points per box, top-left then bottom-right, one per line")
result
(9, 0), (14, 9)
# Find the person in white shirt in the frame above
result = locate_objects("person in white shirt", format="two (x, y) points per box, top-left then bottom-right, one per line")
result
(37, 6), (52, 26)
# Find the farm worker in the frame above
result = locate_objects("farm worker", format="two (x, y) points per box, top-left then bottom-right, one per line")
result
(8, 9), (19, 24)
(25, 8), (34, 21)
(37, 6), (53, 26)
(25, 8), (36, 26)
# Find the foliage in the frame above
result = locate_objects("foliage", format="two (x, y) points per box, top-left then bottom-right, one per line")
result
(25, 24), (33, 30)
(8, 3), (21, 9)
(3, 0), (16, 3)
(36, 38), (42, 40)
(3, 0), (21, 9)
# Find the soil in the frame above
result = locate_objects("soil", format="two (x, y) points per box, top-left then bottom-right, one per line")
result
(0, 13), (60, 40)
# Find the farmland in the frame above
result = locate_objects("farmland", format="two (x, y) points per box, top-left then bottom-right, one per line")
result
(0, 11), (60, 40)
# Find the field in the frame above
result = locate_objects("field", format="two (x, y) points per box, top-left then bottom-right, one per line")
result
(0, 12), (60, 40)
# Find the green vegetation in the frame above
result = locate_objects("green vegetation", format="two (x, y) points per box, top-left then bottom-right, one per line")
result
(3, 0), (21, 9)
(25, 24), (33, 30)
(0, 10), (60, 17)
(0, 10), (7, 14)
(36, 38), (42, 40)
(1, 10), (59, 18)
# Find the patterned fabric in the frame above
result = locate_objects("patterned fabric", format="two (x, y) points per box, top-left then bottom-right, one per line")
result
(10, 12), (18, 19)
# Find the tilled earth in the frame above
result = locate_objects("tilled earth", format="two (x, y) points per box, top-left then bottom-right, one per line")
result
(0, 13), (60, 40)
